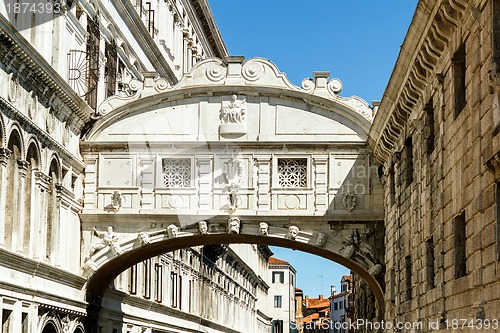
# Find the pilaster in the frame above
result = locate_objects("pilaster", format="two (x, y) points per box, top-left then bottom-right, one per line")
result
(197, 156), (213, 211)
(0, 148), (12, 248)
(13, 159), (29, 254)
(255, 155), (271, 213)
(313, 156), (329, 214)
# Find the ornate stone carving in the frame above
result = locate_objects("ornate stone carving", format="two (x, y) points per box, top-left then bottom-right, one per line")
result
(342, 193), (357, 211)
(166, 224), (179, 238)
(223, 157), (243, 210)
(259, 222), (269, 236)
(288, 226), (300, 240)
(28, 92), (38, 118)
(339, 229), (376, 264)
(138, 232), (151, 246)
(0, 148), (12, 167)
(198, 221), (208, 235)
(205, 63), (226, 82)
(315, 232), (327, 248)
(87, 226), (122, 260)
(227, 217), (241, 234)
(219, 95), (247, 135)
(7, 73), (20, 103)
(106, 191), (124, 211)
(242, 61), (264, 82)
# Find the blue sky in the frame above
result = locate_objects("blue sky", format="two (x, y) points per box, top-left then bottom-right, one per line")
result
(210, 1), (418, 298)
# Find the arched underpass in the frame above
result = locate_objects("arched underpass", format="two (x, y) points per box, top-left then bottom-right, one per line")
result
(83, 223), (385, 333)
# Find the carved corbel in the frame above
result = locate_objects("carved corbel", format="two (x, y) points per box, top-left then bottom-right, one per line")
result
(0, 148), (12, 167)
(17, 159), (30, 177)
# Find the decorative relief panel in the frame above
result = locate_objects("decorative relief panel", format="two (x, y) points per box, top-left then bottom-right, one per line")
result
(162, 158), (191, 187)
(98, 156), (135, 187)
(278, 158), (307, 187)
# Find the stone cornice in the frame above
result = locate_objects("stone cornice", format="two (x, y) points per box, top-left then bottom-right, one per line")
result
(111, 0), (178, 84)
(188, 0), (229, 59)
(0, 15), (93, 125)
(0, 97), (86, 172)
(0, 248), (87, 290)
(105, 289), (242, 333)
(369, 0), (468, 163)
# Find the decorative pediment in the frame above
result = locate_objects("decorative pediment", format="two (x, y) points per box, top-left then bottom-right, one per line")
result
(97, 56), (374, 123)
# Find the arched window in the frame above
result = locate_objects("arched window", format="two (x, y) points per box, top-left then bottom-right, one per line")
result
(5, 130), (23, 250)
(41, 321), (58, 333)
(24, 142), (40, 256)
(46, 158), (60, 263)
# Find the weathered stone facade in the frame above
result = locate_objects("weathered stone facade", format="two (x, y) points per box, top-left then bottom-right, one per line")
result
(370, 0), (500, 330)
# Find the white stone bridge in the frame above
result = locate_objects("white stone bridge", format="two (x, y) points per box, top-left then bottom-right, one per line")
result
(79, 56), (385, 331)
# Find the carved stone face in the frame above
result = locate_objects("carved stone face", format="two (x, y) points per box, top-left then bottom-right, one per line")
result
(227, 217), (240, 234)
(288, 226), (299, 240)
(167, 225), (178, 238)
(198, 221), (208, 235)
(259, 222), (269, 236)
(316, 232), (327, 247)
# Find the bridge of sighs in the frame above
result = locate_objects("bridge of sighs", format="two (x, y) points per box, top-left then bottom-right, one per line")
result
(79, 56), (385, 331)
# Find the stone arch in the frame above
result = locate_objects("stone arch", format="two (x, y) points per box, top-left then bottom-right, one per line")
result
(0, 114), (6, 147)
(72, 325), (85, 333)
(83, 223), (385, 331)
(26, 138), (41, 168)
(47, 154), (61, 182)
(4, 126), (24, 251)
(7, 125), (24, 158)
(24, 140), (41, 255)
(40, 320), (60, 333)
(45, 155), (61, 264)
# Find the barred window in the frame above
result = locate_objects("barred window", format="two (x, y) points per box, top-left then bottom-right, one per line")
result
(162, 159), (191, 187)
(278, 158), (307, 187)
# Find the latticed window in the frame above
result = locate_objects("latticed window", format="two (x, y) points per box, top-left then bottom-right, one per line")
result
(162, 159), (191, 187)
(278, 158), (307, 187)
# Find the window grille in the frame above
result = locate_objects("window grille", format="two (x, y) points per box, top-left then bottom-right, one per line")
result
(162, 159), (191, 187)
(278, 158), (307, 187)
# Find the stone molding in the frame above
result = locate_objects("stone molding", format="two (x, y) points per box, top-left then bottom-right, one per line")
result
(0, 97), (86, 172)
(369, 0), (468, 163)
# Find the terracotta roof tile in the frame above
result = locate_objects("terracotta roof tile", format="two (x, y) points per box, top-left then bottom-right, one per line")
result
(268, 257), (289, 264)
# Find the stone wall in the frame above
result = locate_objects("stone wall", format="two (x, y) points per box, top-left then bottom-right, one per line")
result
(371, 0), (500, 330)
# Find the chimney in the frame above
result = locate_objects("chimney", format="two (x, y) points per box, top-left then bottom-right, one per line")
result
(305, 296), (309, 307)
(319, 295), (323, 300)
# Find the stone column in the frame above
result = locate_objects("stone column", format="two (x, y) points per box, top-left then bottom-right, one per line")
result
(14, 159), (29, 254)
(0, 148), (12, 248)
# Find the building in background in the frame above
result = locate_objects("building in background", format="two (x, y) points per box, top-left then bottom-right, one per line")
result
(295, 288), (304, 333)
(301, 294), (330, 333)
(268, 257), (297, 333)
(329, 275), (352, 333)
